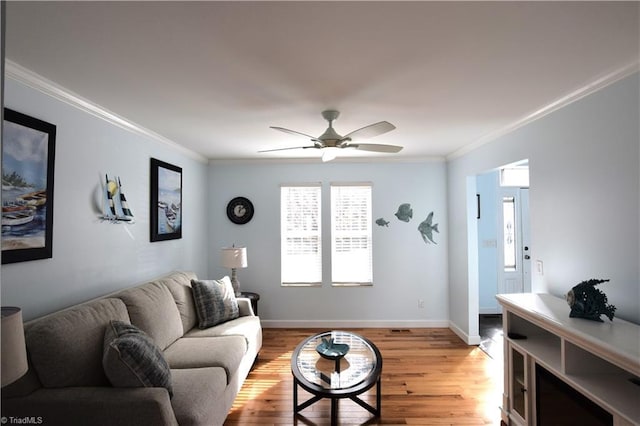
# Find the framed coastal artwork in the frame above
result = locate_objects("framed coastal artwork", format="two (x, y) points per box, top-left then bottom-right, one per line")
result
(150, 158), (182, 242)
(2, 108), (57, 264)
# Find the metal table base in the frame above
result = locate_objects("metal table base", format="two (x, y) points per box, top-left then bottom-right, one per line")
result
(293, 375), (381, 426)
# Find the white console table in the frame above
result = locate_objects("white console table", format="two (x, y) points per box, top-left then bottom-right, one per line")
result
(497, 293), (640, 426)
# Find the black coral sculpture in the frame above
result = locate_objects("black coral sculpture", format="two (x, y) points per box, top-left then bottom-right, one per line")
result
(565, 279), (616, 322)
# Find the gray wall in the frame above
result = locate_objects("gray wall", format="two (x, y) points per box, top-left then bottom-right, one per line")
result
(1, 78), (210, 320)
(477, 170), (499, 314)
(448, 72), (640, 342)
(208, 161), (449, 327)
(3, 66), (637, 333)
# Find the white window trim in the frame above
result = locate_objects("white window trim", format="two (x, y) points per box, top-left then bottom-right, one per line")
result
(330, 182), (373, 287)
(280, 183), (323, 287)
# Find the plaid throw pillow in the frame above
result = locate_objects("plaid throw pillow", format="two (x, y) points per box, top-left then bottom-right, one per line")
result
(191, 277), (240, 328)
(103, 320), (173, 398)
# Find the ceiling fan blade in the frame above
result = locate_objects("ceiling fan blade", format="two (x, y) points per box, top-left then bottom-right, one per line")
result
(270, 126), (317, 140)
(342, 121), (396, 141)
(258, 145), (317, 153)
(349, 143), (403, 153)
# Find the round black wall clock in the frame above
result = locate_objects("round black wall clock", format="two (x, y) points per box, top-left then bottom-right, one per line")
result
(226, 197), (254, 224)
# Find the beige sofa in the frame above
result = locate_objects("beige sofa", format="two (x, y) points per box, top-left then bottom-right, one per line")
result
(1, 271), (262, 426)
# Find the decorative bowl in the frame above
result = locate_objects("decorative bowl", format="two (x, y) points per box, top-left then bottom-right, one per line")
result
(316, 337), (349, 360)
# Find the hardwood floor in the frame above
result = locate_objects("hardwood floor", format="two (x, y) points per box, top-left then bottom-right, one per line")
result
(225, 328), (503, 425)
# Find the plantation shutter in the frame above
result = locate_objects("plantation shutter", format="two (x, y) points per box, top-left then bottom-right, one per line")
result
(280, 184), (322, 285)
(331, 183), (373, 285)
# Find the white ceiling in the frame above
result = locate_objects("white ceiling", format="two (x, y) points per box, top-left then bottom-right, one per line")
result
(4, 1), (639, 162)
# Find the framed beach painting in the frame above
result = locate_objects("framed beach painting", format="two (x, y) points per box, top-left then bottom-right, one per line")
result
(150, 158), (182, 242)
(2, 108), (56, 264)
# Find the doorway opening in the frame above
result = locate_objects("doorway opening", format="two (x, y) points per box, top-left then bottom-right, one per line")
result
(473, 160), (530, 358)
(479, 313), (503, 360)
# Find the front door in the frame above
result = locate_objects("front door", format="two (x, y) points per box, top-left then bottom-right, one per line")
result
(498, 188), (531, 294)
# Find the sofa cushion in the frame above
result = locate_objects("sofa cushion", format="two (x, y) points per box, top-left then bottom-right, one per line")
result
(25, 298), (130, 388)
(160, 271), (199, 334)
(163, 336), (246, 384)
(170, 367), (228, 426)
(0, 387), (178, 426)
(184, 315), (262, 358)
(116, 281), (184, 350)
(191, 277), (239, 328)
(236, 297), (254, 317)
(103, 321), (173, 398)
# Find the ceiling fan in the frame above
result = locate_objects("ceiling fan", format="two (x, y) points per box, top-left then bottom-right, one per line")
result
(261, 110), (402, 162)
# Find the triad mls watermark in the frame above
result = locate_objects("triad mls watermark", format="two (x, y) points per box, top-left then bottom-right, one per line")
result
(1, 417), (44, 425)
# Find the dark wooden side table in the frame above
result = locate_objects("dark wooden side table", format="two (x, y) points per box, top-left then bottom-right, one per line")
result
(240, 291), (260, 315)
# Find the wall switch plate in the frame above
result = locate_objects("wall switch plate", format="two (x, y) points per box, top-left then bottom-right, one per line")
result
(482, 239), (497, 248)
(536, 260), (544, 275)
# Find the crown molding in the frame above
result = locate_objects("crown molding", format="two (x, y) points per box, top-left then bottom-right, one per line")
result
(446, 61), (640, 161)
(5, 60), (207, 163)
(208, 155), (445, 166)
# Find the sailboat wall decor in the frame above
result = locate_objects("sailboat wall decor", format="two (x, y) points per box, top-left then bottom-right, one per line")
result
(101, 174), (134, 223)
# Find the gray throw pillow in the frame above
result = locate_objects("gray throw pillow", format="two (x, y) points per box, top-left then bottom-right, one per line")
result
(103, 320), (173, 398)
(191, 277), (239, 328)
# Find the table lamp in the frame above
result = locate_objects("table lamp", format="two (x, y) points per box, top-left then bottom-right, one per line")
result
(1, 307), (28, 387)
(221, 246), (248, 296)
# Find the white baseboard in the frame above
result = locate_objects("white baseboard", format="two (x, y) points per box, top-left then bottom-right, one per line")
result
(261, 319), (450, 329)
(260, 319), (483, 346)
(448, 320), (482, 345)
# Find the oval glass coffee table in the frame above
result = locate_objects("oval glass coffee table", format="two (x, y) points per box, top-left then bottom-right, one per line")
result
(291, 330), (382, 425)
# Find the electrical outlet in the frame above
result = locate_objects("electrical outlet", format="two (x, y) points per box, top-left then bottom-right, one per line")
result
(418, 299), (425, 309)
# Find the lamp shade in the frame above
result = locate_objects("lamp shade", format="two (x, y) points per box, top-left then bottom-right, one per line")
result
(221, 247), (248, 269)
(1, 307), (28, 387)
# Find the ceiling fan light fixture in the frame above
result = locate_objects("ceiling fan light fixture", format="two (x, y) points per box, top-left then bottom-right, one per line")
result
(263, 110), (402, 158)
(321, 148), (339, 162)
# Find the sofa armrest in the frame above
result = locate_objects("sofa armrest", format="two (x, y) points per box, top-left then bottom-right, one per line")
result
(237, 297), (255, 316)
(1, 387), (178, 426)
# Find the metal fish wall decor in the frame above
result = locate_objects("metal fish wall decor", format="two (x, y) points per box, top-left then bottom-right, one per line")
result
(394, 203), (413, 222)
(380, 203), (439, 244)
(418, 212), (439, 244)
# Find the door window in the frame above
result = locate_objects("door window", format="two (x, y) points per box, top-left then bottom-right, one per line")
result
(503, 196), (517, 271)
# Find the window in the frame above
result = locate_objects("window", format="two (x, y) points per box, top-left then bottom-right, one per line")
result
(280, 183), (373, 287)
(280, 184), (322, 286)
(503, 196), (517, 271)
(331, 183), (373, 286)
(500, 166), (529, 187)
